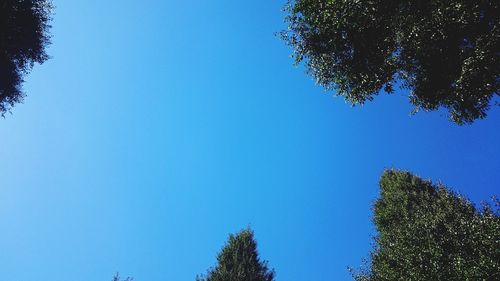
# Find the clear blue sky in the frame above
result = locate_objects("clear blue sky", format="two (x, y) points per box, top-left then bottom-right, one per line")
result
(0, 1), (498, 280)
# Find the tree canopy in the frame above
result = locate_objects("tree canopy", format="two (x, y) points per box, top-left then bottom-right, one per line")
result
(352, 170), (500, 280)
(0, 0), (53, 114)
(197, 228), (275, 281)
(282, 0), (500, 124)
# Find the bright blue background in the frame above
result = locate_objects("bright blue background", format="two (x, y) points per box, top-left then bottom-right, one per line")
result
(0, 1), (498, 280)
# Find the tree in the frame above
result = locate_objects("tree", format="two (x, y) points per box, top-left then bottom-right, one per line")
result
(351, 170), (500, 280)
(112, 273), (133, 281)
(197, 228), (275, 281)
(281, 0), (500, 124)
(0, 0), (53, 115)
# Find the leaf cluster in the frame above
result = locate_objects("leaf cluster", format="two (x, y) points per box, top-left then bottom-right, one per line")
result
(282, 0), (500, 124)
(0, 0), (53, 114)
(352, 170), (500, 280)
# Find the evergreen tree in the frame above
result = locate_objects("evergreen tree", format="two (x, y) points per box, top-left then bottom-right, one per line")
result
(0, 0), (53, 114)
(282, 0), (499, 124)
(197, 228), (275, 281)
(352, 170), (500, 280)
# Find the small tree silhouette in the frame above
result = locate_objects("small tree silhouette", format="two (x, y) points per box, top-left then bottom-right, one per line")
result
(112, 272), (133, 281)
(197, 228), (275, 281)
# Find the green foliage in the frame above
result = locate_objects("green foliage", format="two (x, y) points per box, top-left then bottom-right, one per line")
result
(197, 228), (275, 281)
(0, 0), (53, 114)
(282, 0), (500, 124)
(352, 170), (500, 280)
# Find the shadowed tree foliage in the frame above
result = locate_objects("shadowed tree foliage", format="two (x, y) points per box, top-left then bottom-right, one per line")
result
(197, 228), (275, 281)
(351, 170), (500, 280)
(0, 0), (53, 115)
(282, 0), (500, 124)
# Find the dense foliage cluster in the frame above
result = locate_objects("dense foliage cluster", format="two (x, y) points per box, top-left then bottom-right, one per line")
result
(282, 0), (500, 124)
(0, 0), (53, 114)
(197, 229), (275, 281)
(352, 170), (500, 280)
